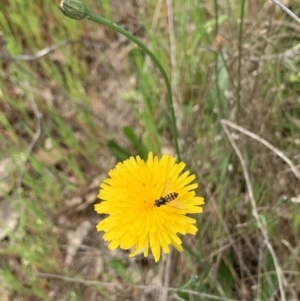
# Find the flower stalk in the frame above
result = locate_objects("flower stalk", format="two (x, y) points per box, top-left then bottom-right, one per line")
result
(59, 0), (181, 160)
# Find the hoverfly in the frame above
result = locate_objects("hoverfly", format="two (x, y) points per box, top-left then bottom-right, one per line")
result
(154, 192), (178, 207)
(154, 178), (180, 208)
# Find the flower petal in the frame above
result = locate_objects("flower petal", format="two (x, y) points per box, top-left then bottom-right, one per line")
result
(94, 152), (204, 262)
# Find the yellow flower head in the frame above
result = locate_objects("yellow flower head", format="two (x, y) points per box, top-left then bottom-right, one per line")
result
(94, 152), (204, 262)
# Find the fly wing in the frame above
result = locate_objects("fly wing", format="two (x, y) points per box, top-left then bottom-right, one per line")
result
(167, 199), (186, 210)
(161, 178), (172, 196)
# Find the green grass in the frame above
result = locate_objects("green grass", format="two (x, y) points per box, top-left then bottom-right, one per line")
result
(1, 0), (300, 300)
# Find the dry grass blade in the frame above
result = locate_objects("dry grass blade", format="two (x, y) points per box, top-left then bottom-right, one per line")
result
(221, 119), (300, 182)
(16, 80), (42, 211)
(271, 0), (300, 24)
(37, 272), (240, 301)
(221, 120), (288, 301)
(0, 39), (103, 61)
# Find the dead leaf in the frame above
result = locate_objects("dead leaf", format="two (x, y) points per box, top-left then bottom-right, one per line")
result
(65, 196), (83, 209)
(0, 199), (19, 240)
(65, 220), (91, 266)
(0, 155), (24, 198)
(35, 148), (63, 166)
(75, 191), (97, 212)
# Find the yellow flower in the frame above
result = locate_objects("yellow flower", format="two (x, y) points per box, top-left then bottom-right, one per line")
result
(94, 152), (204, 262)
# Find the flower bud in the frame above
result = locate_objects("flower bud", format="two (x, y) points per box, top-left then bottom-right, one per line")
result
(59, 0), (87, 20)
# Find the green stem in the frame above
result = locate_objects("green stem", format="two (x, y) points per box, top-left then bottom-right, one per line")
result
(60, 0), (181, 161)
